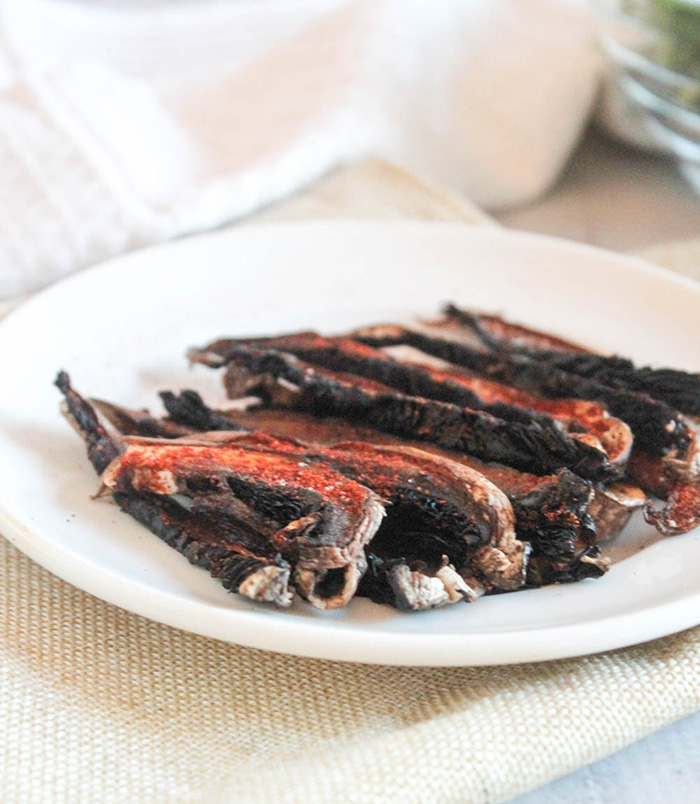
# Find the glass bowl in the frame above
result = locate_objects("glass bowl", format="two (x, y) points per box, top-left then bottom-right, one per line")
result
(598, 0), (700, 191)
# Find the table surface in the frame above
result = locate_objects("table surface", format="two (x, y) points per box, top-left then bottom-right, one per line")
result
(501, 128), (700, 804)
(496, 127), (700, 253)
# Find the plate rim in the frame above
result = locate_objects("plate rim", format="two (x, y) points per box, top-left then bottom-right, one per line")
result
(2, 220), (700, 667)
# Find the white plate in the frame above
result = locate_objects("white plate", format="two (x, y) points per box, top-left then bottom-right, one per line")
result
(1, 222), (699, 667)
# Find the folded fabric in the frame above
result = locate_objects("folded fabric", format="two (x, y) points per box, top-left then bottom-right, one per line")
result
(0, 0), (602, 297)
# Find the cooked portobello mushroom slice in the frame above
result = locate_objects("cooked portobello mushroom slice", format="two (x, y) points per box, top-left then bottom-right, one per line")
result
(350, 324), (700, 533)
(441, 305), (590, 354)
(443, 305), (700, 417)
(205, 345), (620, 483)
(163, 393), (607, 585)
(349, 324), (690, 460)
(190, 332), (632, 468)
(56, 370), (121, 473)
(386, 358), (632, 467)
(87, 391), (533, 597)
(55, 372), (294, 607)
(100, 438), (385, 610)
(120, 492), (294, 607)
(91, 397), (194, 439)
(160, 427), (528, 593)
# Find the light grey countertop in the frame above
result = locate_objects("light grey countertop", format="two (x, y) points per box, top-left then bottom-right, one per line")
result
(496, 128), (700, 253)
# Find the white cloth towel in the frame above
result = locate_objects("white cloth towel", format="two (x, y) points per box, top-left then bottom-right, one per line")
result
(0, 0), (601, 298)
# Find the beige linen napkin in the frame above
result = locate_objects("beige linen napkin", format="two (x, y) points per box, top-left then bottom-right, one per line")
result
(2, 160), (699, 804)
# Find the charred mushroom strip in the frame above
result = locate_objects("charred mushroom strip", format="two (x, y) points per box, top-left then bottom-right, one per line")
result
(190, 332), (632, 467)
(444, 305), (700, 417)
(350, 324), (691, 464)
(159, 389), (245, 433)
(503, 469), (607, 585)
(353, 323), (700, 536)
(162, 394), (602, 585)
(192, 333), (507, 415)
(388, 361), (632, 467)
(441, 305), (591, 354)
(92, 397), (195, 439)
(121, 492), (294, 606)
(626, 447), (700, 535)
(317, 442), (525, 590)
(100, 439), (385, 609)
(212, 346), (620, 482)
(55, 372), (293, 606)
(191, 332), (577, 429)
(55, 370), (121, 473)
(189, 331), (319, 368)
(80, 390), (531, 592)
(168, 429), (528, 592)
